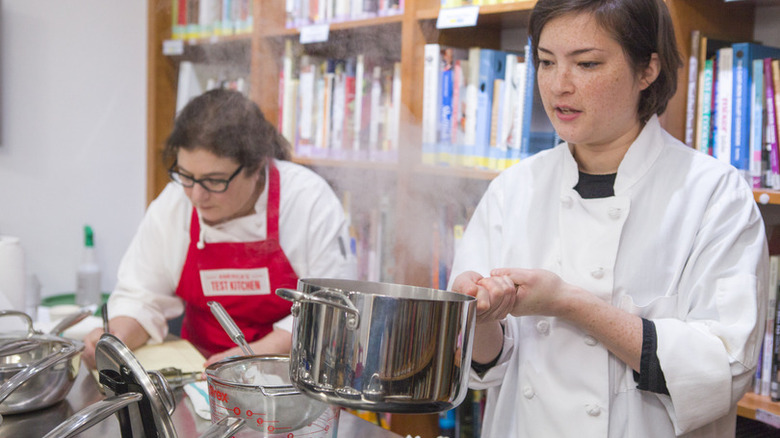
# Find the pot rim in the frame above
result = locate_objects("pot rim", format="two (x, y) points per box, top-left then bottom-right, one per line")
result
(296, 278), (476, 302)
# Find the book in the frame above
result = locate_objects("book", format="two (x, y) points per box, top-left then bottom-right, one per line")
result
(750, 58), (765, 188)
(353, 54), (365, 154)
(422, 44), (443, 164)
(390, 62), (402, 155)
(773, 59), (780, 188)
(507, 55), (528, 165)
(438, 48), (458, 166)
(771, 281), (780, 401)
(474, 48), (506, 168)
(331, 60), (347, 154)
(297, 55), (316, 152)
(760, 254), (779, 395)
(765, 58), (780, 189)
(175, 61), (204, 115)
(462, 47), (481, 167)
(684, 30), (701, 147)
(714, 47), (734, 164)
(498, 53), (519, 151)
(368, 65), (383, 155)
(731, 42), (780, 178)
(694, 35), (733, 153)
(281, 39), (296, 144)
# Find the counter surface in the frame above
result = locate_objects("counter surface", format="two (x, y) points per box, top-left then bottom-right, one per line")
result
(0, 362), (403, 438)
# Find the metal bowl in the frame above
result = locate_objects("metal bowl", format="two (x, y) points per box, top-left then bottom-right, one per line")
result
(0, 311), (83, 415)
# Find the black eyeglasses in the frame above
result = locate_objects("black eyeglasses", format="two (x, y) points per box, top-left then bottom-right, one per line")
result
(168, 163), (245, 193)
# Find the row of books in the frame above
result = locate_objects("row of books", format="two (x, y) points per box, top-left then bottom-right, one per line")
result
(754, 226), (780, 401)
(422, 42), (558, 171)
(439, 389), (486, 438)
(342, 191), (395, 283)
(285, 0), (404, 28)
(684, 31), (780, 189)
(431, 203), (469, 291)
(175, 61), (249, 114)
(170, 0), (253, 40)
(278, 40), (401, 162)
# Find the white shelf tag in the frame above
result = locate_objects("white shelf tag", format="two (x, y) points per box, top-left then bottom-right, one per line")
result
(162, 39), (185, 56)
(756, 409), (780, 429)
(436, 6), (480, 29)
(300, 24), (330, 44)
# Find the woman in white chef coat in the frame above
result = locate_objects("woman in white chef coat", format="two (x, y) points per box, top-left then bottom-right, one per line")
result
(449, 0), (768, 437)
(82, 89), (355, 368)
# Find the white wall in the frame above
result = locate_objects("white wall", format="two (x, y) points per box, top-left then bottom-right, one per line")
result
(0, 0), (147, 300)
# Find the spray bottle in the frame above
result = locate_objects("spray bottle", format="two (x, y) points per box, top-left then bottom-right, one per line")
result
(75, 225), (101, 307)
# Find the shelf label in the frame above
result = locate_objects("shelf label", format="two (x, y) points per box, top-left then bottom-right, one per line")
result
(436, 6), (480, 29)
(756, 409), (780, 429)
(300, 24), (330, 44)
(162, 39), (184, 56)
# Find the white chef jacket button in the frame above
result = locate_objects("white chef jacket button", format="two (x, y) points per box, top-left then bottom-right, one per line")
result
(584, 335), (598, 346)
(523, 386), (535, 399)
(560, 195), (572, 207)
(608, 207), (622, 219)
(585, 404), (601, 416)
(590, 268), (605, 279)
(536, 320), (550, 334)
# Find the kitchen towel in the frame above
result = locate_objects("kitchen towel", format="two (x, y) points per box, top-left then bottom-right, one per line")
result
(184, 381), (211, 420)
(0, 236), (26, 311)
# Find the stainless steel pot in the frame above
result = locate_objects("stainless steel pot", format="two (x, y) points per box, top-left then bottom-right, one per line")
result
(276, 278), (476, 413)
(0, 310), (85, 415)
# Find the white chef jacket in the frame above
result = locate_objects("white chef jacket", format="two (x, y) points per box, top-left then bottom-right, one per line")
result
(449, 116), (768, 437)
(107, 159), (356, 343)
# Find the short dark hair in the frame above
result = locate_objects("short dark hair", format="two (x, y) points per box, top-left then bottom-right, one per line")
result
(529, 0), (683, 123)
(163, 89), (292, 174)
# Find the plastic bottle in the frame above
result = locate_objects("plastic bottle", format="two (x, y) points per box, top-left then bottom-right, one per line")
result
(75, 225), (101, 307)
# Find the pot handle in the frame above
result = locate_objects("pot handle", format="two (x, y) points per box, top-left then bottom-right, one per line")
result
(0, 342), (83, 404)
(0, 310), (35, 338)
(276, 288), (360, 330)
(198, 416), (246, 438)
(41, 392), (143, 438)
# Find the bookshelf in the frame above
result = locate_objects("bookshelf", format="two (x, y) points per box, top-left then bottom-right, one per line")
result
(146, 0), (780, 435)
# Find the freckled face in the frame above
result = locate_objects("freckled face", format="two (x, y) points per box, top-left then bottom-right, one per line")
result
(536, 13), (654, 151)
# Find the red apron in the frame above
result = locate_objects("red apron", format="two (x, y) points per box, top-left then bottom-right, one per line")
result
(176, 164), (296, 357)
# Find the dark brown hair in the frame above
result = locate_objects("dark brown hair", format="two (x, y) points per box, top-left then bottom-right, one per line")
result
(164, 89), (292, 174)
(529, 0), (683, 123)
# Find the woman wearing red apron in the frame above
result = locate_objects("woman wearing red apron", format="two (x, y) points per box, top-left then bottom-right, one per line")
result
(82, 89), (354, 368)
(176, 162), (296, 358)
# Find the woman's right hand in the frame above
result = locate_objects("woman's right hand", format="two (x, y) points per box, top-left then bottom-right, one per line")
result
(452, 271), (517, 324)
(82, 316), (151, 369)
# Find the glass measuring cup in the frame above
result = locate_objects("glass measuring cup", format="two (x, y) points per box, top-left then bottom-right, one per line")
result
(205, 355), (339, 438)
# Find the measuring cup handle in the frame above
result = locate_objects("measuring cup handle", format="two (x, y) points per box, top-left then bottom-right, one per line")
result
(41, 393), (143, 438)
(198, 416), (246, 438)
